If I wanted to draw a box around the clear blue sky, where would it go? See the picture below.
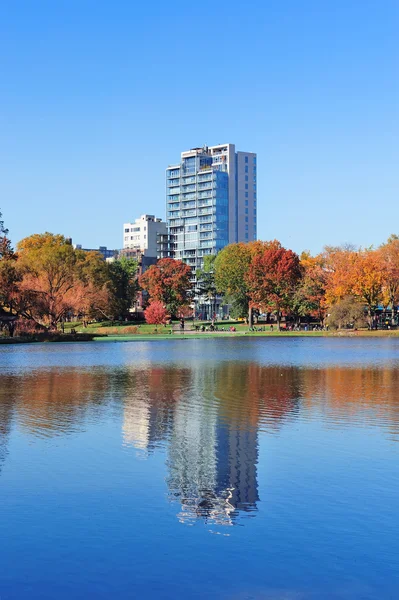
[1,0,398,254]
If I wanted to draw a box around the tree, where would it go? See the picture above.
[246,240,303,329]
[0,210,14,261]
[323,245,358,305]
[379,235,399,324]
[139,258,192,318]
[350,249,383,327]
[196,255,217,320]
[0,210,21,336]
[144,300,168,328]
[16,233,80,328]
[326,296,367,330]
[292,252,327,324]
[16,233,114,329]
[72,250,115,323]
[107,257,139,319]
[214,243,254,321]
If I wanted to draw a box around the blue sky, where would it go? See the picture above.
[1,0,398,254]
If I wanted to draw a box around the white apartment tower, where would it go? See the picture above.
[123,214,167,258]
[166,144,257,269]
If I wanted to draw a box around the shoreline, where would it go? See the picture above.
[2,329,399,345]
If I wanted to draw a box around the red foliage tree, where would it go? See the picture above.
[144,301,168,327]
[139,258,192,318]
[246,240,303,328]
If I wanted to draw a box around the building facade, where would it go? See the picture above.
[73,244,118,260]
[123,214,167,258]
[166,144,257,270]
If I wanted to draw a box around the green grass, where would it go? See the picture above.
[61,320,399,341]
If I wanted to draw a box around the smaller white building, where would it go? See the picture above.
[123,215,167,258]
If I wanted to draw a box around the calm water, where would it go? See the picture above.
[1,338,399,599]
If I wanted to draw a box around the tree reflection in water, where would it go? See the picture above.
[1,360,399,527]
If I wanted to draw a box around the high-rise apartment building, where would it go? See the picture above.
[166,144,257,269]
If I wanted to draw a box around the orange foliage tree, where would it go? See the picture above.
[324,245,383,327]
[139,258,192,318]
[293,252,328,324]
[246,240,303,328]
[16,233,112,329]
[378,235,399,324]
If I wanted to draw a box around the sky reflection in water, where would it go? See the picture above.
[1,338,399,599]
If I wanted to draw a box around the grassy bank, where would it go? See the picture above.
[3,321,399,345]
[0,332,99,344]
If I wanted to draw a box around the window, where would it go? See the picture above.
[245,175,248,182]
[245,166,248,173]
[245,224,249,231]
[245,192,248,198]
[253,157,256,164]
[245,233,249,240]
[245,217,248,223]
[245,156,248,163]
[245,208,248,214]
[245,200,248,206]
[253,184,256,191]
[245,184,248,190]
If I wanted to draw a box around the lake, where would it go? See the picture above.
[1,338,399,599]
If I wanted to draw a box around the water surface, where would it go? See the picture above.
[1,338,399,599]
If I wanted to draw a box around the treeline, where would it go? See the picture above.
[2,208,399,334]
[0,219,139,336]
[211,238,399,328]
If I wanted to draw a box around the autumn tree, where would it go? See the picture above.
[350,249,383,327]
[292,252,327,324]
[72,250,115,323]
[139,258,192,318]
[323,245,359,305]
[379,235,399,324]
[16,233,116,329]
[144,300,168,329]
[246,240,303,329]
[324,245,383,328]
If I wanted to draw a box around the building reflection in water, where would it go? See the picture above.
[123,364,267,526]
[1,361,399,526]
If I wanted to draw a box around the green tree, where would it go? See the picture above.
[107,257,139,319]
[326,296,367,330]
[0,210,21,336]
[196,255,218,319]
[214,243,253,321]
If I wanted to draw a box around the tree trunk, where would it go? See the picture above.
[277,311,281,330]
[248,305,253,327]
